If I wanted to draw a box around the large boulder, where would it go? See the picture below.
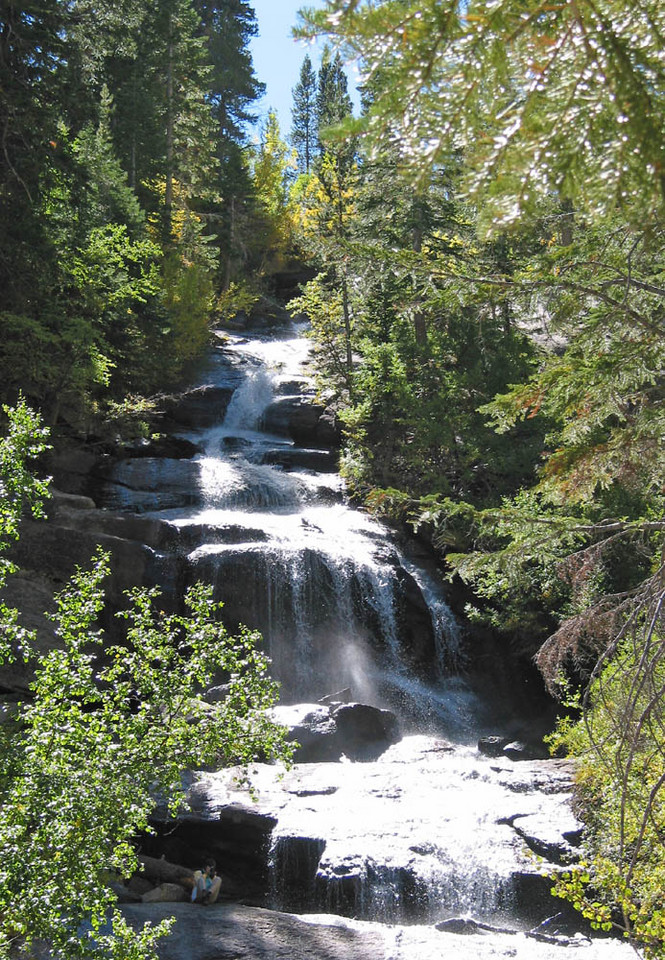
[145,792,278,905]
[478,736,512,758]
[141,883,188,904]
[272,704,342,762]
[332,703,401,760]
[120,902,387,960]
[261,448,339,473]
[260,398,340,447]
[272,702,401,763]
[504,811,582,865]
[503,740,550,761]
[47,444,103,496]
[161,386,235,428]
[9,513,164,599]
[0,571,58,694]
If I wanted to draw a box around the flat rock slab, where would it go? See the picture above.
[121,903,385,960]
[120,903,634,960]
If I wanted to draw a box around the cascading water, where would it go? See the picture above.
[150,320,462,713]
[95,316,629,957]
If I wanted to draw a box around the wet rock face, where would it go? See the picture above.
[162,386,235,428]
[93,458,203,512]
[391,566,438,673]
[261,447,339,473]
[501,812,583,865]
[7,320,462,719]
[186,544,438,705]
[0,492,187,695]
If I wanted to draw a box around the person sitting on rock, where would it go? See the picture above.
[191,857,221,904]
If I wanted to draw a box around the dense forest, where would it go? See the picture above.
[0,0,301,434]
[1,0,665,957]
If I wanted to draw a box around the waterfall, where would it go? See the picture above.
[398,557,464,675]
[155,324,465,711]
[222,366,275,434]
[94,318,616,956]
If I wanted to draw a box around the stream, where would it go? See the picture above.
[96,315,631,959]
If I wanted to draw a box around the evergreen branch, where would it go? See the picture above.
[422,264,665,336]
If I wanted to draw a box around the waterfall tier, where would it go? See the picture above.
[96,320,465,726]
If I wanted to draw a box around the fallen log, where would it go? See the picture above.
[137,854,195,890]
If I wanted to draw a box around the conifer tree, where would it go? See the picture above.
[315,50,352,153]
[194,0,264,143]
[191,0,266,287]
[291,54,318,174]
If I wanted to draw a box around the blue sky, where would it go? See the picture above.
[248,0,359,138]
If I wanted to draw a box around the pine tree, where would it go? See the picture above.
[315,50,352,152]
[193,0,264,144]
[191,0,266,287]
[298,0,665,227]
[0,0,68,314]
[291,54,318,174]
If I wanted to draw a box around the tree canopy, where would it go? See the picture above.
[0,0,268,428]
[291,54,318,174]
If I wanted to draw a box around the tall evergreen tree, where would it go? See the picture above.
[291,54,318,174]
[193,0,264,144]
[315,50,352,152]
[191,0,265,288]
[0,0,68,313]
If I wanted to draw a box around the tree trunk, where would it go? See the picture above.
[412,212,428,346]
[165,14,174,228]
[559,199,574,246]
[223,194,236,290]
[137,854,195,889]
[341,273,353,373]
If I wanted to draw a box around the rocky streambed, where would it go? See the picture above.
[137,733,582,924]
[113,727,634,960]
[116,730,634,960]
